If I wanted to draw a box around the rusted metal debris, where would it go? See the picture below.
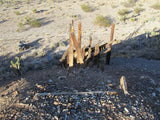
[60,20,115,67]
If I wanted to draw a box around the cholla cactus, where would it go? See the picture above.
[10,57,21,76]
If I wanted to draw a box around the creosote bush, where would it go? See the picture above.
[32,9,37,13]
[118,9,130,16]
[81,4,94,12]
[24,16,42,27]
[134,7,144,14]
[95,15,111,27]
[122,0,137,7]
[151,3,160,10]
[14,11,20,15]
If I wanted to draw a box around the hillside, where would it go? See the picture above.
[0,0,160,119]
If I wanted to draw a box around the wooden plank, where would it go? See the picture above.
[85,36,92,61]
[81,45,86,60]
[78,22,81,49]
[68,24,74,67]
[106,23,115,65]
[110,23,115,45]
[94,44,100,64]
[94,44,100,56]
[34,91,117,96]
[71,32,84,64]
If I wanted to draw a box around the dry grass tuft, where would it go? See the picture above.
[95,15,111,27]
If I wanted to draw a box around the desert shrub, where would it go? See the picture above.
[32,9,37,13]
[118,9,130,16]
[81,4,94,12]
[17,22,25,32]
[0,0,3,4]
[95,15,111,27]
[134,7,144,14]
[111,4,117,8]
[24,16,42,27]
[30,19,41,27]
[151,3,160,10]
[130,17,136,22]
[119,16,126,22]
[122,0,137,7]
[14,11,20,15]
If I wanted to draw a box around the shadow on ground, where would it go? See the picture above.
[0,27,159,119]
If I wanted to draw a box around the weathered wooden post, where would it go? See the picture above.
[86,35,92,61]
[71,32,84,64]
[78,22,81,49]
[106,23,115,65]
[68,24,74,67]
[94,44,100,64]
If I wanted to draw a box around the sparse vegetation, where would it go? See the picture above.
[32,9,37,13]
[134,7,144,14]
[122,0,137,7]
[24,16,42,27]
[118,9,130,16]
[17,22,25,32]
[81,4,94,12]
[14,11,20,15]
[10,57,21,76]
[119,16,126,22]
[111,4,117,8]
[130,17,136,22]
[95,15,111,27]
[151,3,160,10]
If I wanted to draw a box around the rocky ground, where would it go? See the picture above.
[0,0,160,119]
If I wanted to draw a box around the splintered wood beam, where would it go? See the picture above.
[34,91,117,97]
[81,45,86,60]
[94,44,100,56]
[78,22,81,49]
[86,35,92,61]
[94,44,100,64]
[59,40,115,63]
[106,23,115,65]
[60,48,69,62]
[68,24,74,67]
[110,23,115,47]
[71,32,84,64]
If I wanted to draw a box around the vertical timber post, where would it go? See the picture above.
[106,23,115,65]
[71,32,84,64]
[78,22,81,49]
[68,24,74,67]
[86,35,92,61]
[94,44,100,64]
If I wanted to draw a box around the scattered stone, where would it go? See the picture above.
[152,92,156,97]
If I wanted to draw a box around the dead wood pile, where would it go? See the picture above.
[59,20,115,68]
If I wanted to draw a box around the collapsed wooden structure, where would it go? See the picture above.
[59,20,115,68]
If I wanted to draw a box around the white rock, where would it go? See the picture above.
[152,92,156,97]
[49,79,52,82]
[124,107,129,113]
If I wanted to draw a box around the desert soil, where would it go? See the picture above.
[0,0,160,119]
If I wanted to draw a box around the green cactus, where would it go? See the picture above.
[10,57,21,76]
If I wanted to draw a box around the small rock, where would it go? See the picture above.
[12,91,18,97]
[49,79,52,83]
[152,92,156,97]
[53,116,58,120]
[124,107,129,113]
[58,76,66,80]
